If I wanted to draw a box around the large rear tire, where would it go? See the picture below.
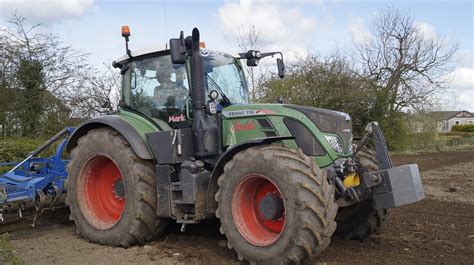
[334,148,391,240]
[215,145,338,264]
[66,127,168,247]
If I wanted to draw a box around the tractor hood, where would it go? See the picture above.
[284,105,353,153]
[220,104,353,160]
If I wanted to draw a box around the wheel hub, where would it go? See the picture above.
[231,173,286,246]
[113,179,125,199]
[259,194,284,221]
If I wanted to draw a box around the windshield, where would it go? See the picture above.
[122,51,249,126]
[202,50,249,105]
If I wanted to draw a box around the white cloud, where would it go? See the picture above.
[0,0,97,22]
[448,67,474,91]
[455,89,474,111]
[415,21,437,40]
[445,66,474,111]
[348,17,369,44]
[459,50,474,68]
[217,0,319,59]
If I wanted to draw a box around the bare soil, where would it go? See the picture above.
[5,150,474,264]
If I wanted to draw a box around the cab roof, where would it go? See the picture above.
[114,45,237,65]
[115,44,169,64]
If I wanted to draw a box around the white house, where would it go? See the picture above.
[432,110,474,132]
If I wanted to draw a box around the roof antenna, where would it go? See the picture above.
[163,0,168,49]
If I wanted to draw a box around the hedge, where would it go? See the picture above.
[451,124,474,132]
[0,138,54,163]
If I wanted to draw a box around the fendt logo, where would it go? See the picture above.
[230,121,256,133]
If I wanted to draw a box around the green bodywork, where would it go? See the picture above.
[116,109,168,154]
[117,104,350,169]
[220,104,351,168]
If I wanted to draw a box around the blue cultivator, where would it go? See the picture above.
[0,128,74,230]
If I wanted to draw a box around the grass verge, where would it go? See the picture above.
[0,233,20,264]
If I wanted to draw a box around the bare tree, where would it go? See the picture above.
[237,25,262,101]
[1,15,92,94]
[356,8,458,115]
[68,65,121,118]
[0,14,117,136]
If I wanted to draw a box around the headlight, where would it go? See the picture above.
[324,135,343,153]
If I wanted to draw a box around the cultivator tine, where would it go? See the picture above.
[0,203,68,233]
[0,218,32,234]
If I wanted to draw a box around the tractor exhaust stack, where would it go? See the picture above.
[170,28,219,158]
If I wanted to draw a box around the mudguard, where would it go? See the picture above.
[66,115,155,160]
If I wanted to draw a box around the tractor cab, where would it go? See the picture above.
[115,47,250,128]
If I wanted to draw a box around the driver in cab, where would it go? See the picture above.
[153,66,188,111]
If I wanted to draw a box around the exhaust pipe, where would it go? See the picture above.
[188,28,219,158]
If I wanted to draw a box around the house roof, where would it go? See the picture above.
[431,110,474,120]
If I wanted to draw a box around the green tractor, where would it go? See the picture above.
[65,27,424,264]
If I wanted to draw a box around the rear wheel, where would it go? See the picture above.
[215,145,338,264]
[66,127,168,247]
[335,148,391,240]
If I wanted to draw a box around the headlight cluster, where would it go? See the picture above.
[324,135,343,153]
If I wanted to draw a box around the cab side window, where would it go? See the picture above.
[129,55,190,127]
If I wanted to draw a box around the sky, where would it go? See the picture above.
[0,0,473,111]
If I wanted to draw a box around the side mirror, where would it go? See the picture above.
[277,58,285,78]
[170,31,187,64]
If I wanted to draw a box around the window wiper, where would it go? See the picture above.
[205,73,232,107]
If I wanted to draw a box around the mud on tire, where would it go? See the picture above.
[66,127,168,247]
[215,145,338,264]
[334,147,391,240]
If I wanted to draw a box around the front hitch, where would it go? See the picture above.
[355,121,393,170]
[345,122,425,209]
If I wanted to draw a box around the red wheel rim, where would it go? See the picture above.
[231,173,285,246]
[78,155,125,230]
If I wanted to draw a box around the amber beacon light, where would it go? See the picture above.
[121,25,130,38]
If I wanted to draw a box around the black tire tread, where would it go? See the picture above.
[215,145,338,264]
[66,127,167,247]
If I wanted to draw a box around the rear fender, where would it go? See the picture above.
[66,115,156,160]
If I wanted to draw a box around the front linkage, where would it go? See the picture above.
[333,122,425,209]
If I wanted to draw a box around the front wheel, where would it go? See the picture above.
[215,145,338,264]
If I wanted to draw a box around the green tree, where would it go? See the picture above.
[259,54,375,135]
[17,59,46,136]
[0,14,101,137]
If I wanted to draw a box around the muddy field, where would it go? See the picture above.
[5,150,474,264]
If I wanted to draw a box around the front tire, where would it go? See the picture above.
[215,145,338,264]
[66,127,168,247]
